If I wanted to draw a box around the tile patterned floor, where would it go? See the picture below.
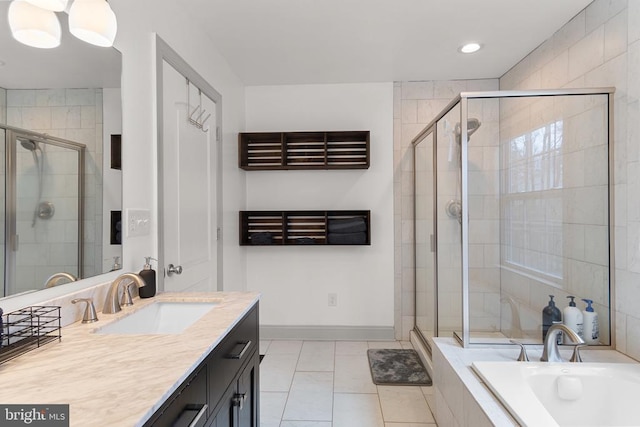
[260,340,437,427]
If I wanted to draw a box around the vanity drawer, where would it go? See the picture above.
[208,305,258,410]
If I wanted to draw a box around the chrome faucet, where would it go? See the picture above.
[102,273,146,314]
[72,298,98,323]
[540,323,585,362]
[44,272,77,288]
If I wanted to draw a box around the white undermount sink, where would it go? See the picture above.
[95,301,218,335]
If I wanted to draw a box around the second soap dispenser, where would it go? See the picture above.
[138,257,157,298]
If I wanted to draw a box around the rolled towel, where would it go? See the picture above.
[251,232,273,245]
[328,218,367,234]
[327,232,367,245]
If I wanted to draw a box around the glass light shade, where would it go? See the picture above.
[8,0,61,49]
[23,0,68,12]
[69,0,117,47]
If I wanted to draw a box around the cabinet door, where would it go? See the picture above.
[213,385,235,427]
[236,352,259,427]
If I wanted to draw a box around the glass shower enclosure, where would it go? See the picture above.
[413,88,614,349]
[1,125,85,297]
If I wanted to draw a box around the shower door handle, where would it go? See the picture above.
[167,264,183,276]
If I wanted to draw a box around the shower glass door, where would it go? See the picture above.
[414,129,436,345]
[5,129,84,296]
[435,104,463,339]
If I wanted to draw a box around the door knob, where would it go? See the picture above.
[167,264,183,276]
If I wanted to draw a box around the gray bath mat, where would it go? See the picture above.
[367,349,432,386]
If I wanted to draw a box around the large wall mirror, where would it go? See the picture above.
[0,2,122,300]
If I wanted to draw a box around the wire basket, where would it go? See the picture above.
[0,306,61,365]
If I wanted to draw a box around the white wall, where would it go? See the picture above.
[245,83,394,331]
[109,0,247,289]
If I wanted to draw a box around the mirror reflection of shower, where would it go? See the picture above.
[6,128,86,297]
[18,137,54,227]
[445,118,482,224]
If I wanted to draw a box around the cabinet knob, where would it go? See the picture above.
[232,393,246,410]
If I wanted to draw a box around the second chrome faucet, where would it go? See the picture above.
[102,273,146,314]
[540,323,585,362]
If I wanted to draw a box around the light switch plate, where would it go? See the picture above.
[127,209,151,237]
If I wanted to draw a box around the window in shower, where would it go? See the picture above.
[503,120,564,281]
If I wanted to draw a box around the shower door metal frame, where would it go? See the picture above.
[412,87,615,349]
[3,125,85,293]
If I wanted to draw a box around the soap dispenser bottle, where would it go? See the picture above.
[582,299,599,345]
[542,295,562,342]
[138,257,157,298]
[563,296,584,343]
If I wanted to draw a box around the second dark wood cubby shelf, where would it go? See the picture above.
[240,210,371,246]
[238,131,370,170]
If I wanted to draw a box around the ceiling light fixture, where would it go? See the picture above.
[7,0,117,49]
[459,42,482,54]
[23,0,69,12]
[8,0,61,49]
[69,0,117,48]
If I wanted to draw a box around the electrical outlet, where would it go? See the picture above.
[127,209,151,237]
[328,293,338,307]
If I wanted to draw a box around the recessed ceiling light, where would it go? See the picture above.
[459,43,482,54]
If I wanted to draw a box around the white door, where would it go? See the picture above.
[161,61,218,292]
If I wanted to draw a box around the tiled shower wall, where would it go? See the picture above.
[499,0,640,359]
[5,88,104,290]
[393,79,499,340]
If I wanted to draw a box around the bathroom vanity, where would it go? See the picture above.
[0,292,259,427]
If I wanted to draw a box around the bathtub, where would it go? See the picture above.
[472,361,640,427]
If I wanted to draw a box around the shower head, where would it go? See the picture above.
[19,138,39,151]
[454,118,482,140]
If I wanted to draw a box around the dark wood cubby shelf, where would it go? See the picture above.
[239,210,371,246]
[238,131,370,170]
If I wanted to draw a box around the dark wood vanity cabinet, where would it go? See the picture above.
[144,303,259,427]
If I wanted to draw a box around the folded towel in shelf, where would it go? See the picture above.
[251,232,273,245]
[328,218,367,234]
[327,232,367,245]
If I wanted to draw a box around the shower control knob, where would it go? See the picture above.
[166,264,183,276]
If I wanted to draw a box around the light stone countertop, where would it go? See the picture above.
[0,291,260,427]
